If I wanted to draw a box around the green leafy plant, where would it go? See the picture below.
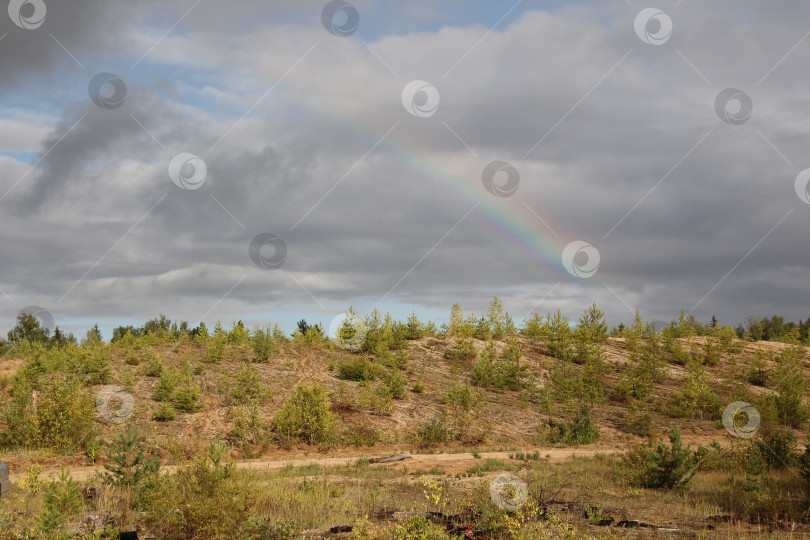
[85,438,103,465]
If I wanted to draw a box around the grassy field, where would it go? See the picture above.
[0,303,808,538]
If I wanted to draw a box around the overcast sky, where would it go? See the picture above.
[1,0,809,338]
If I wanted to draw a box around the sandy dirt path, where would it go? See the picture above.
[24,447,622,483]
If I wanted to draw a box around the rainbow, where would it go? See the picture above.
[327,119,572,280]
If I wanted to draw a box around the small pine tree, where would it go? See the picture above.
[625,426,698,489]
[546,309,574,362]
[406,312,424,340]
[37,468,82,533]
[102,425,161,490]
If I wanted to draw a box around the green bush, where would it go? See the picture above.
[72,343,112,384]
[250,326,276,362]
[102,425,161,492]
[545,309,575,362]
[153,369,176,401]
[436,381,491,444]
[746,352,771,386]
[154,365,203,412]
[338,357,376,382]
[37,468,83,534]
[659,371,722,420]
[173,366,204,412]
[381,369,406,399]
[624,426,698,489]
[125,350,140,366]
[443,337,477,367]
[755,429,797,470]
[664,336,691,366]
[1,374,93,451]
[138,440,253,540]
[205,334,226,363]
[356,382,395,415]
[390,514,449,540]
[152,402,176,421]
[538,406,599,446]
[472,340,527,390]
[229,402,269,449]
[380,349,410,370]
[414,412,450,446]
[444,380,486,413]
[770,360,808,427]
[143,356,163,377]
[620,404,655,437]
[341,423,385,447]
[799,444,810,485]
[273,384,336,447]
[224,364,272,405]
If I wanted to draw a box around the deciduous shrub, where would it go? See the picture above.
[538,406,599,446]
[414,412,450,446]
[355,382,395,415]
[1,374,93,451]
[273,383,336,447]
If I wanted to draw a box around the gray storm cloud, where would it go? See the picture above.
[1,0,809,335]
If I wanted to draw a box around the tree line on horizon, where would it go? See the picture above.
[3,300,810,352]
